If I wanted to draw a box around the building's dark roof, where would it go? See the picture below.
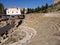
[0,23,15,35]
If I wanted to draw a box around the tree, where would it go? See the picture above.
[35,6,41,13]
[4,8,7,14]
[22,8,25,14]
[45,3,48,9]
[27,8,31,13]
[41,3,48,13]
[0,3,4,14]
[27,8,35,13]
[41,5,45,12]
[27,3,49,13]
[44,3,49,13]
[38,6,41,11]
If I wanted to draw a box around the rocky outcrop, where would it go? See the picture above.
[0,21,6,28]
[0,26,37,45]
[54,0,60,3]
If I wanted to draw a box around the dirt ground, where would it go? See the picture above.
[19,13,60,45]
[1,13,60,45]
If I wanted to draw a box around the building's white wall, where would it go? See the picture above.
[6,8,21,15]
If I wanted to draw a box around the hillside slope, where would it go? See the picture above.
[0,13,60,45]
[48,1,60,12]
[22,14,60,45]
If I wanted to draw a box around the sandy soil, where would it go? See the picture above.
[19,13,60,45]
[1,13,60,45]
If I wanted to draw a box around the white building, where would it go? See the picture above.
[6,7,21,15]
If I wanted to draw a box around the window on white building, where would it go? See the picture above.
[16,11,18,13]
[8,12,9,13]
[12,12,14,13]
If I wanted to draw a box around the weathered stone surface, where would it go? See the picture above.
[54,0,60,3]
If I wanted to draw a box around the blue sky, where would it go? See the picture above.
[0,0,54,8]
